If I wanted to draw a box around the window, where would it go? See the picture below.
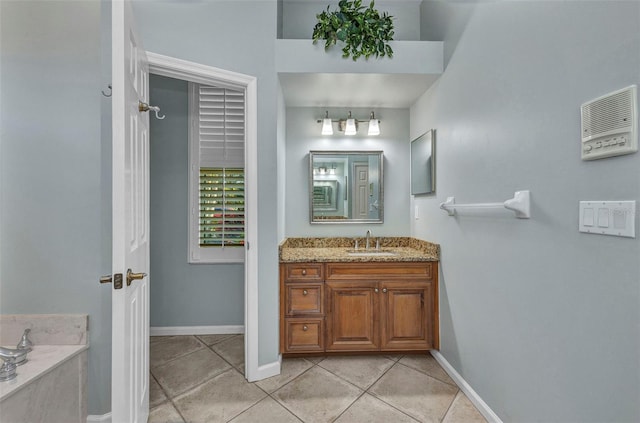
[189,83,245,263]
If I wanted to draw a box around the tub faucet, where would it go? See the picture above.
[17,329,33,353]
[365,230,372,249]
[0,346,28,362]
[0,347,28,382]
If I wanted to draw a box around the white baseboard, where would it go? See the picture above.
[150,325,244,336]
[87,412,111,423]
[430,350,503,423]
[249,355,281,382]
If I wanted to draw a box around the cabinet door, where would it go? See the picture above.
[326,282,379,351]
[380,281,433,350]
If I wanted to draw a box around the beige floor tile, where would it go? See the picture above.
[305,356,325,364]
[255,358,313,393]
[399,353,456,386]
[210,335,244,369]
[318,355,394,390]
[150,375,168,408]
[442,391,488,423]
[196,334,237,346]
[334,393,419,423]
[383,354,405,362]
[369,364,458,423]
[272,366,363,423]
[174,369,266,423]
[153,348,231,397]
[148,402,184,423]
[150,336,204,368]
[229,396,301,423]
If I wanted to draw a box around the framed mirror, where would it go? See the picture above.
[410,130,436,195]
[309,151,384,224]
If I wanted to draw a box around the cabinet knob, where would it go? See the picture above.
[374,288,379,293]
[301,269,307,276]
[382,288,388,293]
[303,290,308,295]
[303,325,308,331]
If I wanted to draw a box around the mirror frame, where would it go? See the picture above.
[309,151,384,224]
[410,129,436,195]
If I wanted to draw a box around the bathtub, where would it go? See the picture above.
[0,314,88,423]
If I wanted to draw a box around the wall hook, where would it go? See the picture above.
[101,84,112,97]
[138,101,166,120]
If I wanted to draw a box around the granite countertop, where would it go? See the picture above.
[279,237,440,263]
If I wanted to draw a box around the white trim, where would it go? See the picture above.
[87,413,111,423]
[150,325,244,337]
[146,52,261,383]
[253,355,282,381]
[430,351,503,423]
[244,78,260,382]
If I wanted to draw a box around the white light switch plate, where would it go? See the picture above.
[579,201,636,238]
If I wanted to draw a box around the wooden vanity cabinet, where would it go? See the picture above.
[280,261,438,355]
[280,263,325,353]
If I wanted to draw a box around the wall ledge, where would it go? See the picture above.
[276,39,443,74]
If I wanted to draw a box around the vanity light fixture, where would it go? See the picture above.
[344,111,357,135]
[368,111,380,136]
[317,110,381,136]
[321,111,333,135]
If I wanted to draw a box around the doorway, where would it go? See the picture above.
[146,52,260,381]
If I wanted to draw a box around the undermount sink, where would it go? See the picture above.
[346,249,398,257]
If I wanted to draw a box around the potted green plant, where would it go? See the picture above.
[312,0,394,61]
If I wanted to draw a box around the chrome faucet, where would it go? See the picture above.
[365,229,372,249]
[0,347,28,382]
[0,347,28,362]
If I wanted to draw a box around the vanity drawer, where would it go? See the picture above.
[285,283,323,316]
[284,318,325,353]
[283,263,323,282]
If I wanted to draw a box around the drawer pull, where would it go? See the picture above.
[303,325,308,331]
[301,269,307,276]
[374,288,379,293]
[382,288,388,293]
[303,289,308,295]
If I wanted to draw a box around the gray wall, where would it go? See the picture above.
[282,0,421,41]
[285,107,411,237]
[149,75,244,327]
[412,1,640,421]
[132,0,280,366]
[0,0,112,414]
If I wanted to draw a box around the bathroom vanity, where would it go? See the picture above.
[279,237,439,356]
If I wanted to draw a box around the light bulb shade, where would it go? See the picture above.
[345,118,357,135]
[321,118,333,135]
[368,119,380,136]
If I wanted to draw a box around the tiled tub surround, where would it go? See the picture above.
[0,314,88,423]
[279,237,440,263]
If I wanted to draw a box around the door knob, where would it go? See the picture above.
[99,275,112,284]
[126,269,147,286]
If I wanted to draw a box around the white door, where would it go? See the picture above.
[352,163,369,219]
[111,0,150,422]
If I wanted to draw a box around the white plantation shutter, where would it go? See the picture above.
[198,85,245,167]
[189,83,246,263]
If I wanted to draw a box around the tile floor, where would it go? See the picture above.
[149,335,487,423]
